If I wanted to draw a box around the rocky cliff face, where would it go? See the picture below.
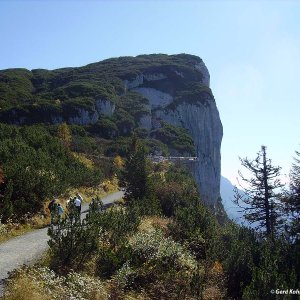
[1,99,115,126]
[155,101,222,207]
[125,62,223,207]
[0,54,223,207]
[66,99,115,125]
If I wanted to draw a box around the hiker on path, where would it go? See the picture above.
[77,193,83,203]
[48,198,58,225]
[74,193,83,214]
[57,203,64,222]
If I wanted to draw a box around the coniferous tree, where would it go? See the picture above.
[121,135,148,202]
[285,150,300,241]
[234,146,283,238]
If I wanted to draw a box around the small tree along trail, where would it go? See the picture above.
[0,191,124,296]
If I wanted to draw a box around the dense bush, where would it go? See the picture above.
[242,239,298,300]
[114,229,198,299]
[151,122,195,156]
[155,181,187,217]
[208,224,258,298]
[88,117,118,139]
[152,164,198,216]
[104,137,131,157]
[113,108,135,136]
[117,91,150,121]
[94,205,140,278]
[170,83,213,108]
[170,197,217,261]
[48,198,104,273]
[0,69,34,109]
[94,205,140,248]
[54,81,112,100]
[143,138,169,156]
[0,124,102,221]
[62,97,96,117]
[207,222,300,299]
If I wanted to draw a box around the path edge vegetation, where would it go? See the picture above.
[3,137,300,300]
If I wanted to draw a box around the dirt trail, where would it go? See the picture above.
[0,191,124,296]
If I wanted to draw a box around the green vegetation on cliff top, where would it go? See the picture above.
[0,54,208,157]
[0,53,212,111]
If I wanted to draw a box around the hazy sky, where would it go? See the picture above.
[1,0,299,184]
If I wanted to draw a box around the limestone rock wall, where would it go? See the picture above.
[67,108,99,125]
[124,73,167,90]
[154,101,222,207]
[133,87,173,108]
[95,99,115,117]
[125,64,222,206]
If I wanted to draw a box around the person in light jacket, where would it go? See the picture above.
[74,194,82,214]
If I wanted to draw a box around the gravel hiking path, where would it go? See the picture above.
[0,191,124,297]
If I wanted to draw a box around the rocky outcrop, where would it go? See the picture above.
[154,95,222,206]
[124,73,167,90]
[95,99,115,117]
[133,88,173,108]
[67,99,115,125]
[67,108,99,125]
[126,64,223,206]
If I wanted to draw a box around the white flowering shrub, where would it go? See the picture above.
[114,229,197,293]
[0,217,20,237]
[113,262,136,289]
[4,266,109,300]
[130,229,196,272]
[0,220,8,236]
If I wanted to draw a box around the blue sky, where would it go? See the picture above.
[1,0,300,184]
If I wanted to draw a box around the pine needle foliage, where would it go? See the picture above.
[234,146,284,238]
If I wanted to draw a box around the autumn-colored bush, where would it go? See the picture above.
[202,261,226,300]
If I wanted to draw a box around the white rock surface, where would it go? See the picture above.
[144,73,167,81]
[174,70,184,78]
[68,108,99,125]
[124,73,167,90]
[66,99,115,125]
[95,99,115,117]
[133,87,173,108]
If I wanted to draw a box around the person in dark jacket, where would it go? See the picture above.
[48,198,58,225]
